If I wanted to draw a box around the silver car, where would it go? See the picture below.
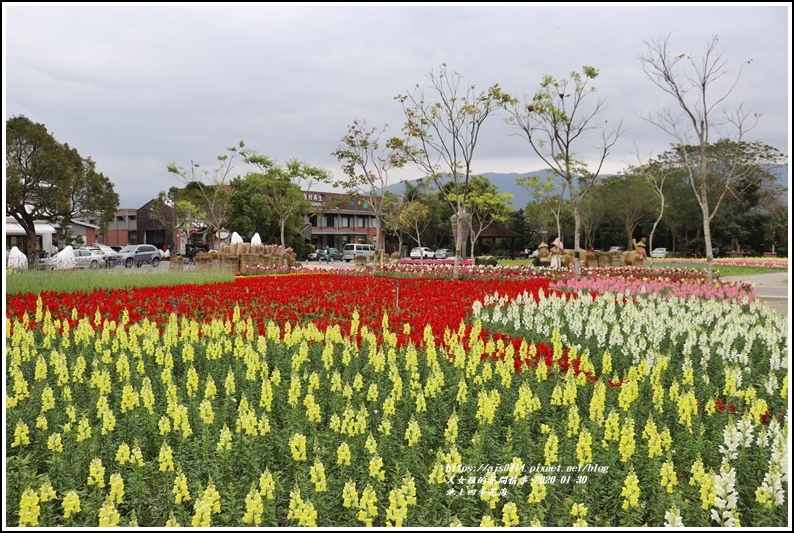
[88,244,122,267]
[116,244,161,268]
[40,247,104,269]
[410,247,435,259]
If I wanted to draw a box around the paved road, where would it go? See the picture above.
[719,272,789,317]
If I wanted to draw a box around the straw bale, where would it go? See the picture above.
[240,254,262,269]
[623,251,636,266]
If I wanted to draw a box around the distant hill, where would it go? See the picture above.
[385,165,788,209]
[385,170,554,209]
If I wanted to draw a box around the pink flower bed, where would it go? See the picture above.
[550,275,756,302]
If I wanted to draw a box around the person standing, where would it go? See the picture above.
[550,237,563,269]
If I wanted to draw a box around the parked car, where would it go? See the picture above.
[410,247,435,259]
[116,244,161,268]
[88,244,121,267]
[40,247,104,270]
[316,247,342,262]
[608,246,625,252]
[307,250,319,261]
[342,243,375,262]
[650,247,669,258]
[434,248,453,259]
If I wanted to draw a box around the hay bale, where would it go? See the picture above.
[221,254,240,270]
[227,243,238,256]
[607,250,624,267]
[240,254,261,269]
[596,252,608,267]
[623,251,636,265]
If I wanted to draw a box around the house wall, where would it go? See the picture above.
[304,190,384,251]
[5,218,55,256]
[104,209,138,246]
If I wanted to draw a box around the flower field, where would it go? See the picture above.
[5,270,789,527]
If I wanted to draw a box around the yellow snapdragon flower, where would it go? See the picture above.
[62,490,81,519]
[502,501,520,526]
[621,468,641,510]
[18,489,40,527]
[173,471,191,504]
[243,485,264,525]
[87,457,106,488]
[337,441,352,466]
[290,433,307,461]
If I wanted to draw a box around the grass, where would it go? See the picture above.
[6,258,787,297]
[495,257,788,277]
[5,265,236,296]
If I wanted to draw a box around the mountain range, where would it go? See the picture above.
[385,170,553,209]
[385,165,788,209]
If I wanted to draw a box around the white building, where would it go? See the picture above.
[4,217,56,256]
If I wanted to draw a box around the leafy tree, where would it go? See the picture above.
[506,66,623,278]
[400,201,431,258]
[228,173,279,240]
[651,140,785,257]
[393,63,511,277]
[578,192,602,250]
[149,187,200,252]
[639,34,787,276]
[332,119,408,271]
[6,115,119,266]
[516,171,567,246]
[167,142,248,250]
[598,174,657,250]
[444,175,514,258]
[380,190,408,256]
[243,155,330,266]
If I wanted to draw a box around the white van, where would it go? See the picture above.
[341,243,375,262]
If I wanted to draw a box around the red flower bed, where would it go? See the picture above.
[6,274,556,350]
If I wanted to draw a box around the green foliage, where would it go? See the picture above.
[474,255,498,266]
[5,268,235,297]
[6,115,119,262]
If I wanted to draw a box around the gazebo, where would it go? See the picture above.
[472,222,523,259]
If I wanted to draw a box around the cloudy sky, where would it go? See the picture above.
[4,3,790,210]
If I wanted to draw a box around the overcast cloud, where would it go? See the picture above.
[4,3,790,210]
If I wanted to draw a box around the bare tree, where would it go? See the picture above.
[506,66,623,278]
[625,146,677,266]
[639,33,760,279]
[332,119,408,272]
[393,63,510,278]
[167,142,248,250]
